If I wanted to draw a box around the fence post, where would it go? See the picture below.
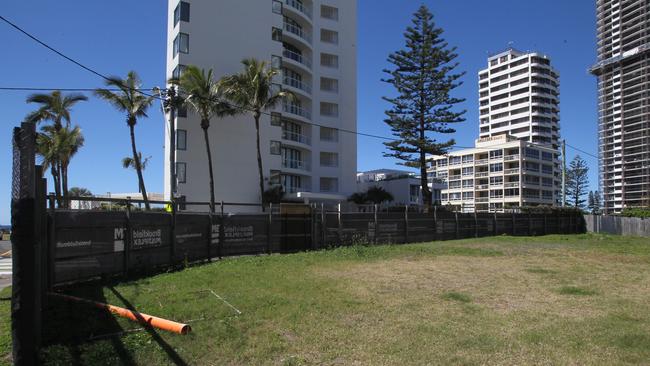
[206,204,213,263]
[455,212,460,239]
[528,213,532,236]
[433,205,438,241]
[337,203,343,245]
[10,122,39,365]
[474,211,479,238]
[511,212,516,236]
[124,198,131,277]
[47,195,56,290]
[267,203,273,254]
[404,205,409,243]
[321,203,326,247]
[493,212,498,235]
[543,214,548,236]
[170,199,176,264]
[374,204,379,244]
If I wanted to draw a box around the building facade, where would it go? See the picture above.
[165,0,357,207]
[479,49,561,150]
[591,0,650,214]
[428,136,561,213]
[356,169,443,206]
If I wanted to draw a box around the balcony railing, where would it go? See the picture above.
[283,76,312,94]
[284,0,312,19]
[476,184,489,190]
[284,185,311,193]
[475,172,489,177]
[282,49,312,69]
[476,197,489,203]
[505,182,520,188]
[475,159,489,165]
[282,158,311,171]
[283,22,312,44]
[504,168,520,175]
[283,103,311,119]
[282,130,311,145]
[504,154,520,161]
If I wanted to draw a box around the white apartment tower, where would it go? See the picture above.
[165,0,357,206]
[591,0,650,214]
[479,49,561,150]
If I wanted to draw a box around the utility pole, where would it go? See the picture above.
[562,139,567,207]
[163,86,184,204]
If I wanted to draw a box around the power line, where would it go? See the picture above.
[0,14,162,101]
[0,87,160,92]
[565,142,599,160]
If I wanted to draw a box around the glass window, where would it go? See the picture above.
[172,64,186,79]
[173,33,189,56]
[271,55,282,69]
[321,5,339,20]
[173,2,190,26]
[320,29,339,44]
[320,127,338,142]
[270,170,281,185]
[177,106,187,118]
[270,141,282,155]
[272,0,283,14]
[176,162,187,183]
[272,27,283,41]
[490,163,503,172]
[176,130,187,150]
[271,112,282,126]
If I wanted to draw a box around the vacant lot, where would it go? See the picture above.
[2,234,650,365]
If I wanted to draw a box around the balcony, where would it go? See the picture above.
[284,0,312,20]
[504,168,520,175]
[283,49,312,70]
[283,22,312,45]
[476,184,489,190]
[475,172,489,178]
[505,182,520,188]
[476,197,490,203]
[282,130,311,145]
[283,103,311,120]
[282,158,311,172]
[475,159,489,165]
[283,76,312,94]
[504,154,520,161]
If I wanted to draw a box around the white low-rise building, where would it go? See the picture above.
[356,169,444,206]
[428,135,561,212]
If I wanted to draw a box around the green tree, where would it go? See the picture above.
[222,58,295,210]
[36,125,84,208]
[382,5,466,208]
[365,186,394,205]
[587,191,595,213]
[170,66,236,212]
[69,187,92,197]
[122,153,151,172]
[26,90,87,206]
[566,155,589,209]
[348,192,368,205]
[95,71,155,210]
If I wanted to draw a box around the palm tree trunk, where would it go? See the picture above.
[254,113,266,212]
[51,164,61,208]
[202,120,216,213]
[129,123,150,210]
[62,163,69,209]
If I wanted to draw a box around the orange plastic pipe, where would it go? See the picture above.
[50,293,191,335]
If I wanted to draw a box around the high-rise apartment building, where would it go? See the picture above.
[165,0,357,207]
[591,0,650,214]
[479,49,561,150]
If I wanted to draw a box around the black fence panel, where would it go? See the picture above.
[175,213,211,263]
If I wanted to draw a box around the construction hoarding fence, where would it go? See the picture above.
[47,204,585,286]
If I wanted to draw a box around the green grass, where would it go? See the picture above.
[2,233,650,365]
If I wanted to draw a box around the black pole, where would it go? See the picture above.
[11,122,39,365]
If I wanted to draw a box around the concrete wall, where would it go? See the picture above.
[584,215,650,237]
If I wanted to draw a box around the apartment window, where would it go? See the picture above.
[270,170,282,185]
[172,64,186,79]
[272,27,283,41]
[320,177,338,193]
[173,33,189,56]
[462,167,473,176]
[270,141,282,155]
[449,181,461,189]
[462,192,474,200]
[271,55,282,69]
[490,189,504,198]
[320,29,339,44]
[320,152,338,167]
[321,5,339,20]
[177,106,187,118]
[542,164,553,174]
[525,148,540,159]
[321,53,339,68]
[462,179,473,188]
[176,162,187,183]
[320,102,339,117]
[462,155,473,163]
[489,150,503,159]
[320,77,339,92]
[173,2,190,26]
[272,0,283,14]
[176,130,187,150]
[270,112,282,126]
[320,127,338,142]
[541,151,553,161]
[490,176,503,186]
[490,163,503,173]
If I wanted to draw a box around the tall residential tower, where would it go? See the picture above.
[591,0,650,214]
[165,0,357,207]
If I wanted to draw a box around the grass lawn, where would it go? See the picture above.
[2,233,650,365]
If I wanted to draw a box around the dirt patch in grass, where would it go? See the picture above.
[558,286,598,296]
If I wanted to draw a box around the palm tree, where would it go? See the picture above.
[170,66,236,212]
[222,58,295,210]
[95,71,155,210]
[26,90,87,129]
[36,125,84,208]
[122,153,151,172]
[26,90,87,206]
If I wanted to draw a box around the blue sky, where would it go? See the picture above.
[0,0,598,224]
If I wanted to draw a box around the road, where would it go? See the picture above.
[0,240,11,290]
